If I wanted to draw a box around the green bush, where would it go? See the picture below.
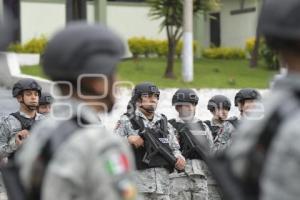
[155,40,168,57]
[7,43,24,53]
[245,37,256,56]
[128,37,197,58]
[244,37,279,70]
[128,37,146,58]
[176,41,183,58]
[259,40,279,70]
[202,47,246,59]
[7,35,48,54]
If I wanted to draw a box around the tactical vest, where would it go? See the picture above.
[169,119,210,159]
[126,113,174,171]
[10,112,36,130]
[8,112,37,160]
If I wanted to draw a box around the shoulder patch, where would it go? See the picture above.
[105,152,130,176]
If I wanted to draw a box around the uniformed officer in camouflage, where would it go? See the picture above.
[115,82,186,200]
[14,22,137,200]
[226,0,300,199]
[168,89,213,200]
[203,95,237,200]
[38,92,54,115]
[205,95,237,153]
[0,78,44,159]
[234,89,261,119]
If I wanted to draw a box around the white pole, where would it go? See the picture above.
[182,0,194,82]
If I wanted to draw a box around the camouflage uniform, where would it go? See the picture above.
[227,75,300,200]
[204,119,236,200]
[16,99,137,200]
[210,119,236,154]
[169,117,213,200]
[115,109,183,200]
[0,112,44,158]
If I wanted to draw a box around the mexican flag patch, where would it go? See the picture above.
[105,153,130,175]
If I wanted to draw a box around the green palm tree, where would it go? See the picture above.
[147,0,219,78]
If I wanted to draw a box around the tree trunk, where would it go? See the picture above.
[164,38,176,79]
[250,24,261,68]
[249,37,259,68]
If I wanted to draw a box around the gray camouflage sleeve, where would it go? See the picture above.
[114,115,139,137]
[204,124,214,153]
[0,120,18,158]
[167,123,183,159]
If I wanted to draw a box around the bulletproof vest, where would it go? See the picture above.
[7,112,37,160]
[10,112,36,130]
[126,113,174,170]
[169,119,209,159]
[204,120,221,139]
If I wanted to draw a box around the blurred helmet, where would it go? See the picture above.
[39,92,53,105]
[234,89,261,106]
[259,0,300,41]
[43,22,125,81]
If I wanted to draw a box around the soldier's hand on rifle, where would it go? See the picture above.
[175,156,186,171]
[128,135,144,148]
[16,130,30,146]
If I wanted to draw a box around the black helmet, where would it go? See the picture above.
[12,78,42,97]
[234,89,261,106]
[258,0,300,41]
[39,92,53,105]
[172,89,199,106]
[43,22,125,81]
[132,82,160,100]
[207,95,231,112]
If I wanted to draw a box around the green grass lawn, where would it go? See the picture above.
[21,58,277,89]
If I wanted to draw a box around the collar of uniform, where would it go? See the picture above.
[19,111,43,120]
[273,73,300,92]
[135,108,162,123]
[61,98,102,125]
[211,118,223,127]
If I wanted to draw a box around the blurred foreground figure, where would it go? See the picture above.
[2,22,137,200]
[0,7,13,50]
[221,0,300,200]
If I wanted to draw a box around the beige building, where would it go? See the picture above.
[0,0,261,56]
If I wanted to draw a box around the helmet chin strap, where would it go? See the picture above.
[20,97,37,112]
